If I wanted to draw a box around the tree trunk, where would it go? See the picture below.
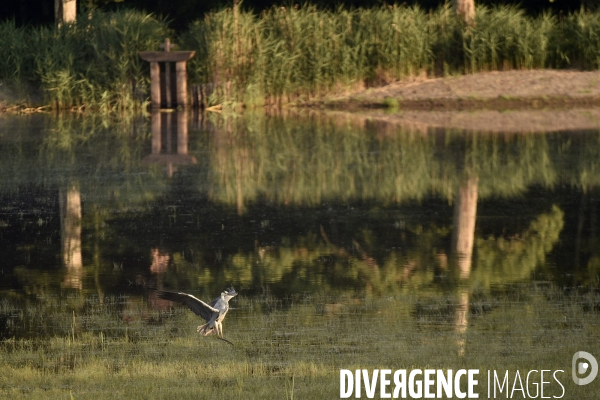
[452,0,475,25]
[55,0,76,26]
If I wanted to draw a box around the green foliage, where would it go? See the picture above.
[183,4,600,106]
[5,5,600,109]
[0,21,32,83]
[463,6,555,71]
[552,8,600,69]
[183,4,439,105]
[0,10,169,111]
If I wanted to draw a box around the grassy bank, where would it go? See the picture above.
[1,287,599,399]
[3,5,600,110]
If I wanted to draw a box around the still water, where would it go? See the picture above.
[0,110,599,397]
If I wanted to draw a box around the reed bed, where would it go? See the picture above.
[3,5,600,109]
[184,4,600,107]
[0,10,169,111]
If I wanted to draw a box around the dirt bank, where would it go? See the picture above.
[316,70,600,133]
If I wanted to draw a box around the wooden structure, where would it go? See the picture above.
[139,39,195,109]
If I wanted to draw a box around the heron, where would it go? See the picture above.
[156,287,238,346]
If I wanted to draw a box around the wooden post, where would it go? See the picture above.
[150,62,161,110]
[176,62,188,107]
[164,63,172,108]
[160,39,175,108]
[143,109,196,174]
[139,40,195,109]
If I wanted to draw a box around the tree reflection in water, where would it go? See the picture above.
[0,111,596,342]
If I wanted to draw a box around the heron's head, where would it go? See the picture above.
[222,287,237,301]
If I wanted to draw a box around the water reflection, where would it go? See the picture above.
[0,112,598,340]
[451,176,479,355]
[59,184,82,289]
[143,111,197,177]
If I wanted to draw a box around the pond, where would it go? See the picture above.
[0,110,598,399]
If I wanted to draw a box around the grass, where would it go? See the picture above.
[0,287,598,399]
[4,5,600,110]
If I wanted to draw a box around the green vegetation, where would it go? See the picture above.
[1,287,599,399]
[0,10,168,111]
[4,5,600,110]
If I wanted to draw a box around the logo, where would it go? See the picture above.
[572,351,598,385]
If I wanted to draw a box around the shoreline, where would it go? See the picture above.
[303,69,600,132]
[4,70,600,133]
[308,69,600,110]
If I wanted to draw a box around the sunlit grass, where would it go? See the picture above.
[1,287,598,399]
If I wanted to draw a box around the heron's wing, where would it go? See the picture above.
[156,291,219,321]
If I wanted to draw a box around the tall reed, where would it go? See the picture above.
[184,4,600,107]
[462,5,555,71]
[0,21,32,84]
[0,10,169,111]
[551,9,600,69]
[5,4,600,110]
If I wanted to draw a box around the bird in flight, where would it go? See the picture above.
[156,287,238,346]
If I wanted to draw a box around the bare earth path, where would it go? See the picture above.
[318,70,600,133]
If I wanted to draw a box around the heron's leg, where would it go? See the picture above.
[214,322,233,345]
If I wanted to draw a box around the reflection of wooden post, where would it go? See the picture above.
[165,113,172,154]
[452,176,478,356]
[143,110,196,176]
[452,176,478,278]
[151,111,161,154]
[455,290,469,356]
[150,248,170,274]
[60,185,83,289]
[177,111,188,154]
[165,113,173,177]
[236,157,244,216]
